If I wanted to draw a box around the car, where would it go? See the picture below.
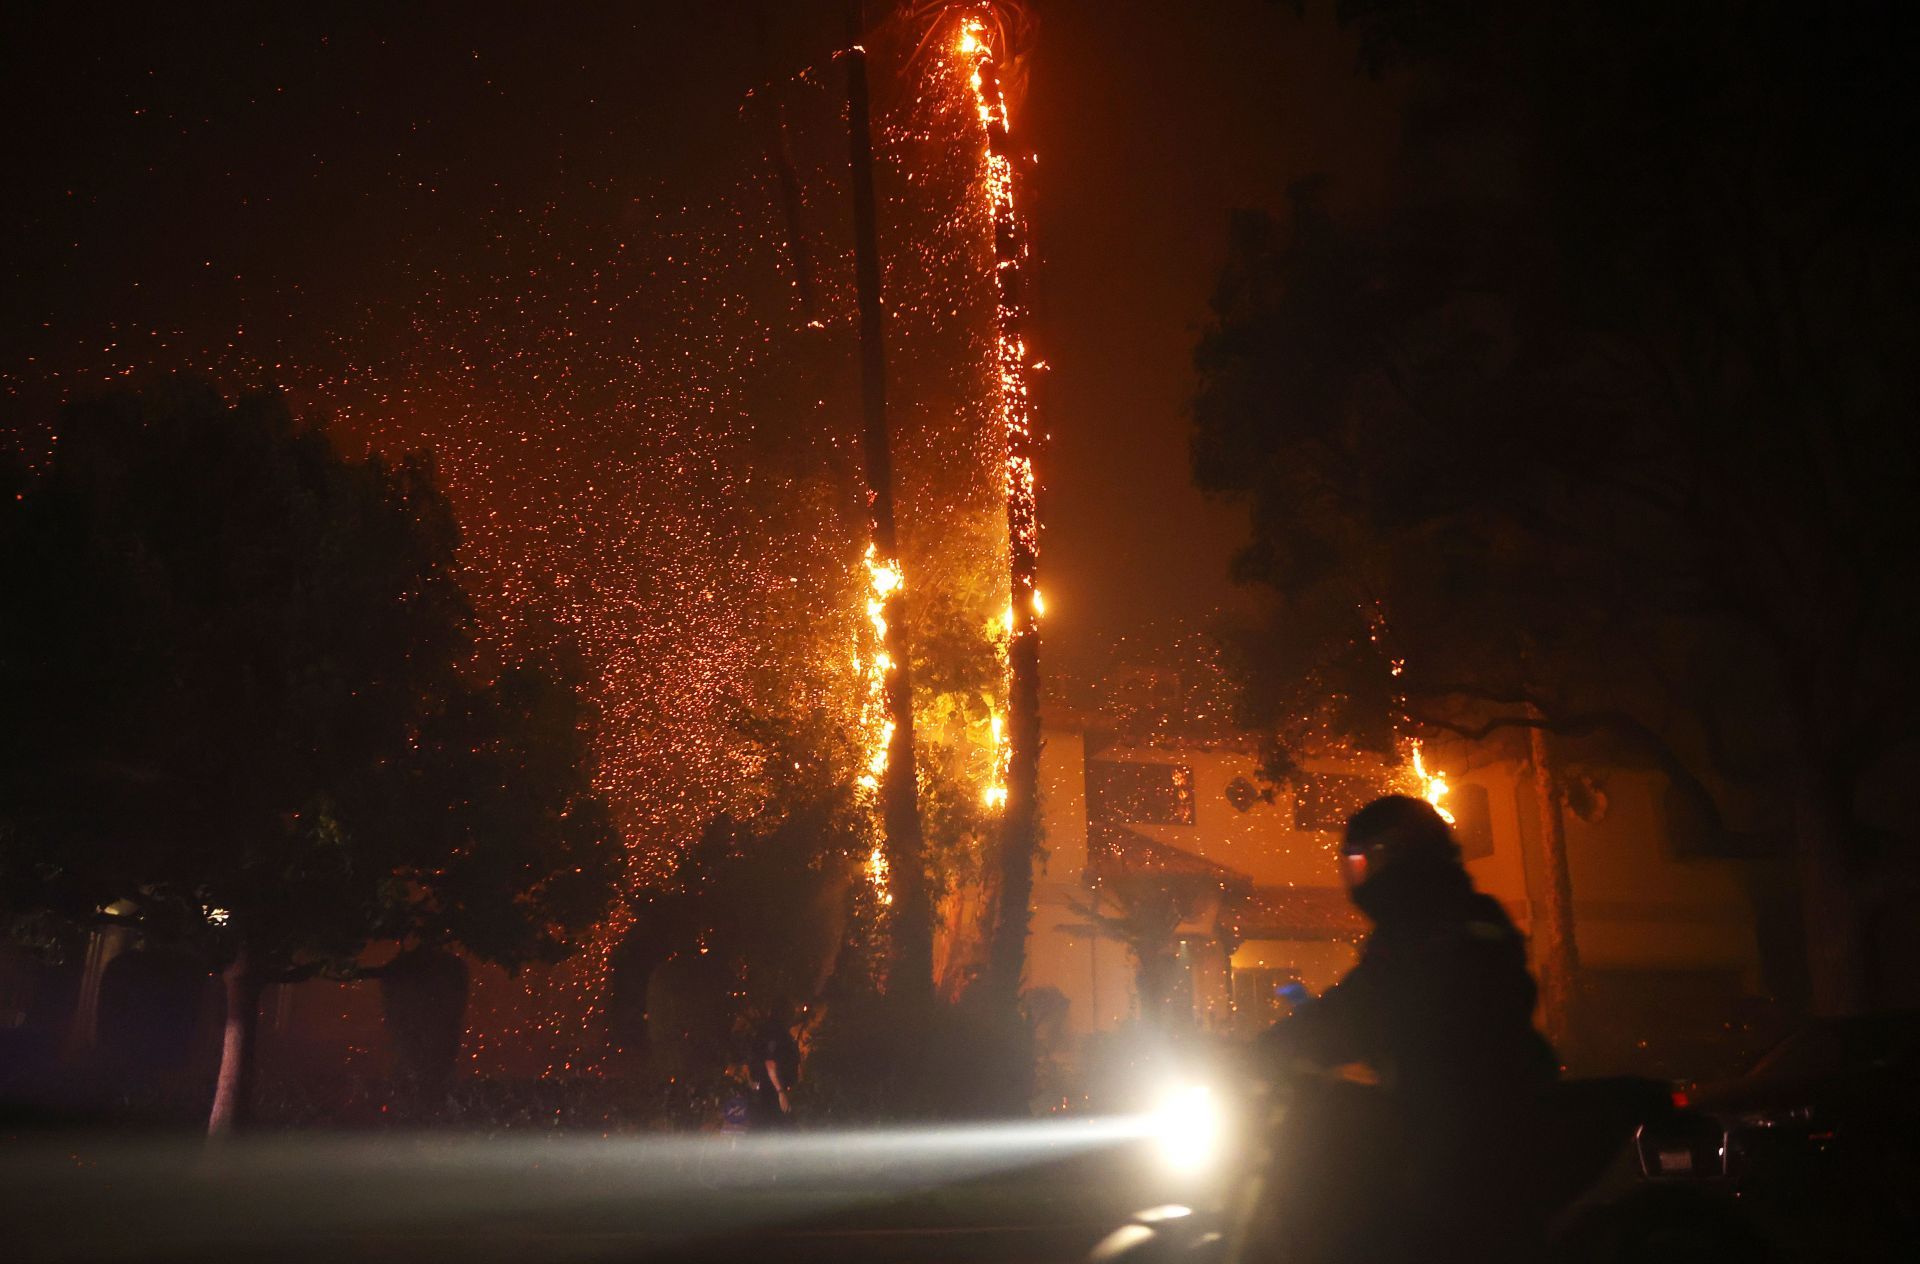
[1635,1009,1920,1250]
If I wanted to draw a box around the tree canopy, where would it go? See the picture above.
[0,385,620,1097]
[1194,0,1919,1010]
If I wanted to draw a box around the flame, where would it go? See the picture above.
[1409,740,1455,825]
[866,844,894,906]
[957,12,1040,821]
[854,544,902,904]
[982,708,1008,808]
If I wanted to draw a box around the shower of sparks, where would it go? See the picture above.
[954,12,1040,817]
[876,8,1025,880]
[4,162,872,1076]
[4,15,1020,1073]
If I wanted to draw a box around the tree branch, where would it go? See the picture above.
[1408,706,1732,841]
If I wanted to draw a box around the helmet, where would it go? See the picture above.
[1339,794,1460,891]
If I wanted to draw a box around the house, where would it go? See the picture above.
[18,716,1777,1099]
[1023,717,1768,1061]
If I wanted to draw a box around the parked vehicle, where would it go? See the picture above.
[1636,1010,1920,1253]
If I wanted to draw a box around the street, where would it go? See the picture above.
[2,1124,1167,1263]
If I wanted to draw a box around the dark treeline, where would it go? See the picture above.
[1195,0,1919,1020]
[1,385,619,1131]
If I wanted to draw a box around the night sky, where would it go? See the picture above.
[1025,1,1400,666]
[2,1,1403,681]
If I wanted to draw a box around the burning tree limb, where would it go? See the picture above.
[842,6,933,1002]
[746,2,820,328]
[956,14,1044,1010]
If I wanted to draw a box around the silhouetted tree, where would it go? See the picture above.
[1065,887,1187,1031]
[1196,1,1919,1013]
[612,707,863,1067]
[378,946,470,1099]
[0,384,620,1131]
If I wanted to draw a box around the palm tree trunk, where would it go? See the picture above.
[207,947,262,1136]
[843,5,931,1003]
[966,11,1044,1014]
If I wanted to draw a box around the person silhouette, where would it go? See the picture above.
[746,997,802,1130]
[1258,794,1558,1263]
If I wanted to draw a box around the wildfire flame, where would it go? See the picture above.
[982,708,1009,808]
[1409,740,1455,825]
[855,545,902,903]
[956,12,1039,819]
[866,844,894,906]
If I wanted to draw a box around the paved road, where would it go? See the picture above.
[2,1124,1170,1263]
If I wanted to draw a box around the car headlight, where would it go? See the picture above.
[1150,1083,1223,1174]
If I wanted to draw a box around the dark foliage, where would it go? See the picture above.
[0,382,619,990]
[1196,1,1920,1009]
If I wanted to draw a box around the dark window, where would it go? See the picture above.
[1452,782,1495,860]
[1087,759,1196,826]
[1292,773,1375,831]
